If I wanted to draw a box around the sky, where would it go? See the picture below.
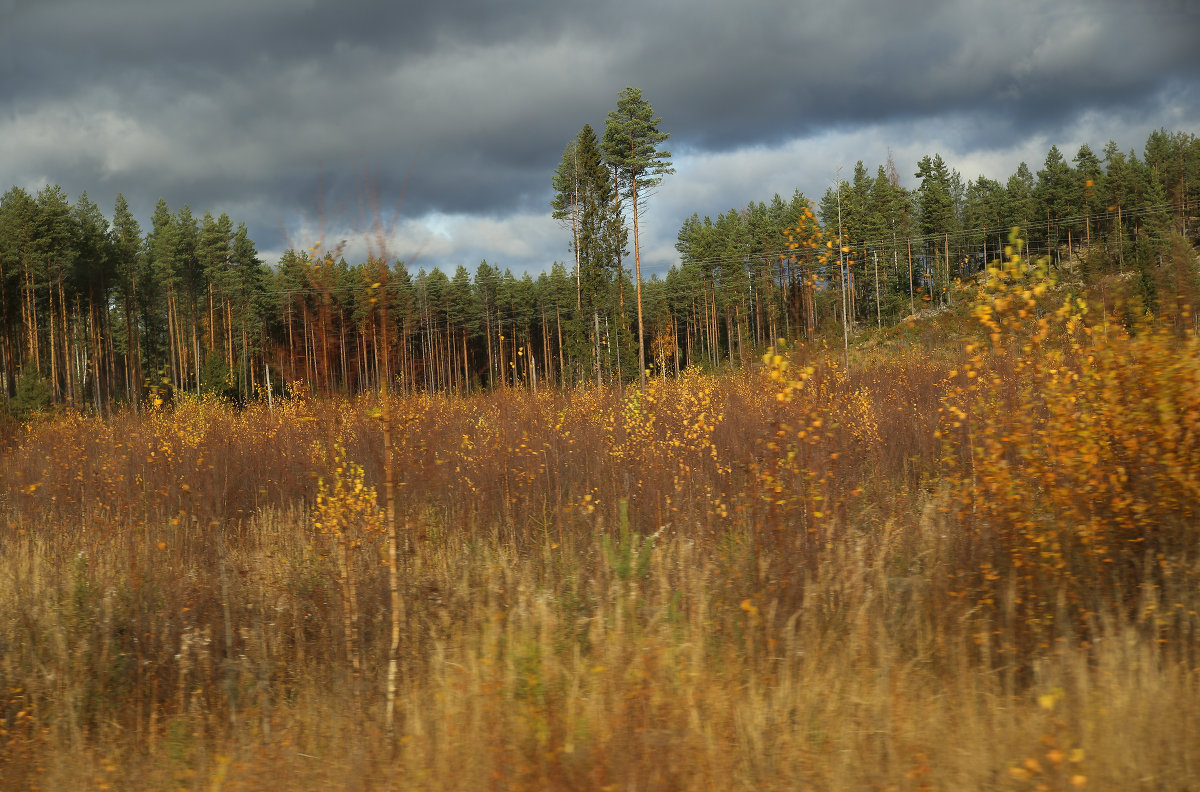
[2,0,1198,278]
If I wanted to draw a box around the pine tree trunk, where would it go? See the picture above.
[62,280,75,406]
[340,310,348,393]
[673,315,680,375]
[321,308,331,395]
[133,274,141,405]
[125,274,136,401]
[302,309,312,389]
[208,283,215,350]
[192,321,200,396]
[594,311,601,386]
[89,299,100,413]
[497,318,505,388]
[287,301,294,385]
[631,174,647,392]
[944,233,952,307]
[49,282,59,402]
[556,304,564,389]
[485,303,494,388]
[907,238,915,317]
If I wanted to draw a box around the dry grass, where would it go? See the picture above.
[2,249,1199,790]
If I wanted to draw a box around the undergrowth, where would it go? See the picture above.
[1,233,1198,790]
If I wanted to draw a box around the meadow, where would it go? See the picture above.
[2,245,1199,791]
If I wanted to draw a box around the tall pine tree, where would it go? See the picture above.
[603,86,673,391]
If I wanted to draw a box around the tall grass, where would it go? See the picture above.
[2,241,1199,790]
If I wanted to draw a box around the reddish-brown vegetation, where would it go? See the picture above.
[1,238,1198,790]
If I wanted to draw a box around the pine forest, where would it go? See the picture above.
[2,129,1196,410]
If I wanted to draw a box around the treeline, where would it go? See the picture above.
[676,128,1200,348]
[0,189,271,414]
[1,129,1197,412]
[0,182,598,409]
[0,180,646,410]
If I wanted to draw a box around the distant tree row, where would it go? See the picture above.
[1,128,1196,412]
[0,176,655,409]
[0,188,271,414]
[672,128,1199,352]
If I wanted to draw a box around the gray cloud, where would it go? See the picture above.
[1,0,1197,274]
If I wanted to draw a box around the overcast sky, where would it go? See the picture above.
[2,0,1198,277]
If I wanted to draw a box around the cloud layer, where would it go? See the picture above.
[2,0,1197,276]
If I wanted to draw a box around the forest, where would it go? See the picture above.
[1,127,1197,416]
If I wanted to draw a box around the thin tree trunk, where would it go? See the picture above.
[497,319,504,388]
[133,274,141,406]
[371,322,380,392]
[874,250,881,329]
[23,262,39,373]
[287,301,295,385]
[208,282,215,350]
[944,232,952,307]
[62,280,74,405]
[89,299,100,413]
[380,279,402,738]
[594,311,601,386]
[226,299,234,375]
[631,174,647,391]
[193,322,200,396]
[907,238,915,316]
[125,273,136,401]
[49,279,59,401]
[729,301,739,367]
[673,315,680,375]
[320,308,331,395]
[302,309,312,389]
[555,304,564,389]
[340,310,348,393]
[484,303,494,388]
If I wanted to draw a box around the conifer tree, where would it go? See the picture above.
[0,188,39,396]
[72,192,113,411]
[1036,145,1075,252]
[551,137,583,310]
[574,124,626,382]
[1005,163,1036,245]
[1073,144,1104,245]
[603,86,673,391]
[111,194,143,399]
[35,185,78,403]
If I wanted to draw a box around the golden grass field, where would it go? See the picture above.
[2,247,1199,791]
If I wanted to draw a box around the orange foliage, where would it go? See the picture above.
[942,230,1200,645]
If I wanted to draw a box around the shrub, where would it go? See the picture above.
[9,369,51,421]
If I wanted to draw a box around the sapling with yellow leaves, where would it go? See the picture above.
[941,227,1200,653]
[313,445,385,674]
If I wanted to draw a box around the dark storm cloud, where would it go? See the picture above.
[635,0,1200,151]
[1,0,1197,272]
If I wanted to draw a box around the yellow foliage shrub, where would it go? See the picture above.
[942,229,1200,644]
